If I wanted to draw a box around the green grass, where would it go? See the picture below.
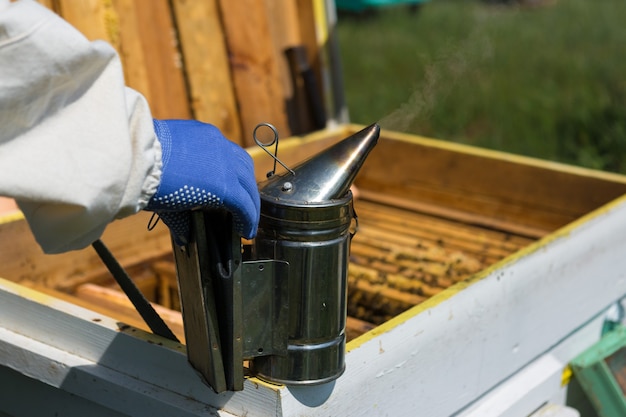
[336,0,626,172]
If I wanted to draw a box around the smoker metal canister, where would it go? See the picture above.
[251,124,380,385]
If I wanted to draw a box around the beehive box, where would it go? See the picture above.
[3,125,626,416]
[5,2,625,415]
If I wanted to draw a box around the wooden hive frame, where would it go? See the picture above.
[34,0,345,146]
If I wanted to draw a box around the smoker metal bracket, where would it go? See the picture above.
[241,259,289,359]
[173,210,290,393]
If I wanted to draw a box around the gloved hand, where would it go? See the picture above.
[146,119,260,245]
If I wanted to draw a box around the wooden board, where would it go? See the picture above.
[170,0,243,143]
[219,0,290,145]
[39,0,327,143]
[355,128,626,234]
[57,0,191,119]
[0,211,171,290]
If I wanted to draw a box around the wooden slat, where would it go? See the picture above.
[265,0,302,99]
[30,284,151,334]
[357,198,533,247]
[0,212,172,290]
[294,0,327,131]
[170,0,243,144]
[75,283,186,342]
[42,0,327,140]
[56,0,116,45]
[345,316,376,341]
[110,0,151,102]
[218,0,290,145]
[125,0,190,119]
[356,131,626,232]
[355,199,533,257]
[359,188,551,239]
[265,0,314,134]
[295,0,321,89]
[36,0,58,12]
[58,0,190,119]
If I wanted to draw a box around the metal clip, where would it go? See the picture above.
[253,123,295,178]
[172,210,290,393]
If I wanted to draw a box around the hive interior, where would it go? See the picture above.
[13,126,625,345]
[40,194,535,344]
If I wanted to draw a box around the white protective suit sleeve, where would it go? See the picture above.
[0,0,162,254]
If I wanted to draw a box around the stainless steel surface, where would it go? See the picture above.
[257,123,380,203]
[173,210,244,393]
[248,123,380,385]
[241,259,289,358]
[251,195,353,385]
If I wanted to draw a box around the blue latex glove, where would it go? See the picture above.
[146,119,260,245]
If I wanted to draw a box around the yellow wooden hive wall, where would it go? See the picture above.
[36,0,335,147]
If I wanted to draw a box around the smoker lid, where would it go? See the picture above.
[258,124,380,204]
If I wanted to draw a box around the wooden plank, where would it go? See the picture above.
[110,0,151,102]
[57,0,190,119]
[358,199,533,248]
[75,283,185,342]
[124,0,190,119]
[36,0,58,12]
[218,0,290,145]
[56,0,116,46]
[345,316,376,342]
[355,200,532,257]
[296,0,321,93]
[43,0,326,138]
[364,181,564,235]
[292,0,329,132]
[265,0,323,134]
[0,212,171,290]
[355,128,626,232]
[170,0,243,144]
[310,0,337,124]
[31,284,150,333]
[264,0,302,99]
[356,222,511,262]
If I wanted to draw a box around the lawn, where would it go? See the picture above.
[336,0,626,173]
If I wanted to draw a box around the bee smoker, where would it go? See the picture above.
[172,124,380,393]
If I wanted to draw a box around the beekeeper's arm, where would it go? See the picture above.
[0,0,259,254]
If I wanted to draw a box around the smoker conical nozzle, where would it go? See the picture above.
[258,123,380,203]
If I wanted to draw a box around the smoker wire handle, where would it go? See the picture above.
[92,239,180,342]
